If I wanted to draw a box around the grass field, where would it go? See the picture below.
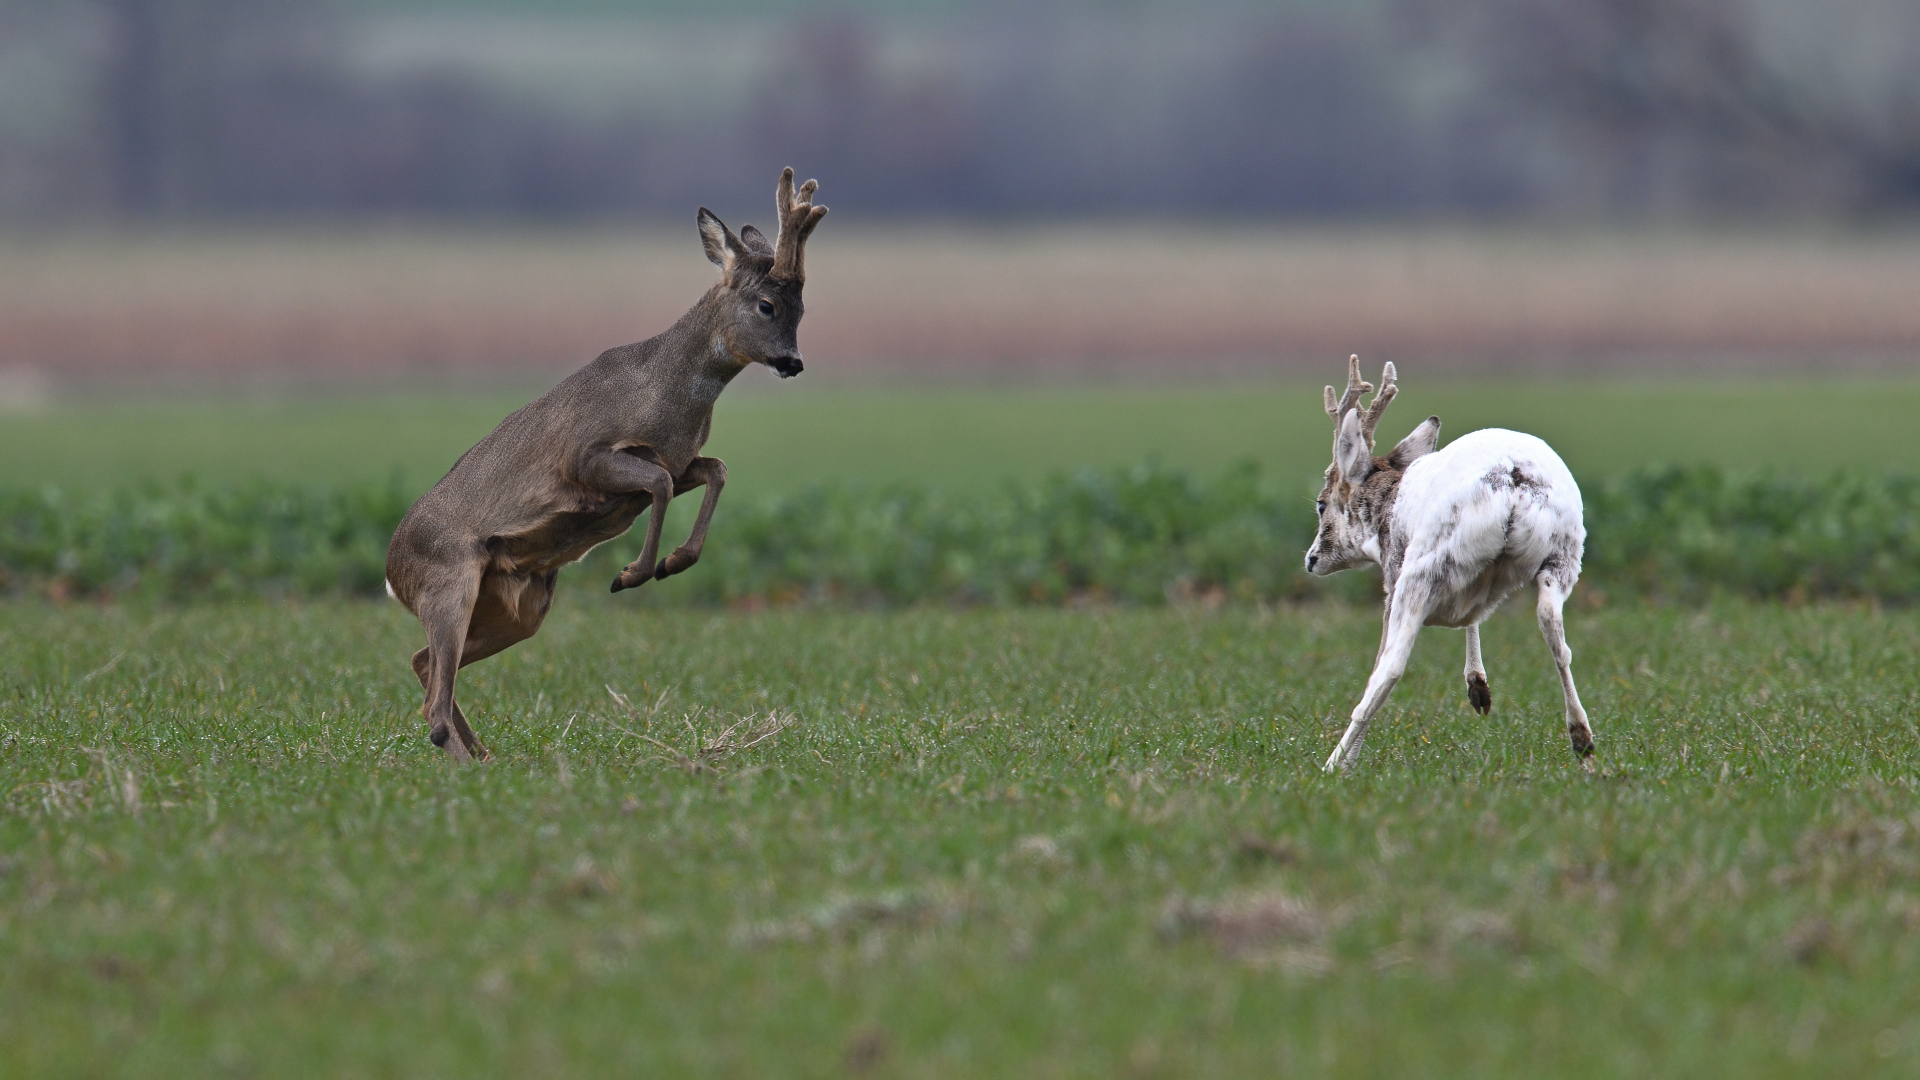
[5,375,1918,1073]
[3,597,1918,1076]
[7,377,1920,500]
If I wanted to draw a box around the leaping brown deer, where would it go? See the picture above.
[1305,356,1594,772]
[384,168,827,761]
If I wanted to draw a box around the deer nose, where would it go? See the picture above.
[1306,554,1319,571]
[769,354,804,378]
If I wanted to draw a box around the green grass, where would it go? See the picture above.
[5,376,1917,1072]
[7,377,1920,500]
[4,597,1918,1077]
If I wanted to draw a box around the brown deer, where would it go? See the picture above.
[384,168,827,761]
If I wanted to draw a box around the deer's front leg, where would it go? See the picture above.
[1326,579,1432,773]
[653,456,727,581]
[577,451,676,593]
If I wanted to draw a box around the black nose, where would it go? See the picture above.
[770,355,804,378]
[1307,555,1319,570]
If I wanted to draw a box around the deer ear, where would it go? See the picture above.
[1388,416,1441,468]
[697,208,746,274]
[1336,409,1374,483]
[737,224,775,257]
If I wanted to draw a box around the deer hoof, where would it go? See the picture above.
[609,575,625,593]
[1467,674,1491,714]
[1570,726,1595,757]
[655,549,698,580]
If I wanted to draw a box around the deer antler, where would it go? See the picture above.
[771,167,828,283]
[1359,361,1397,446]
[1323,354,1373,425]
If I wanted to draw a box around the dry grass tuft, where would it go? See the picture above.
[842,1026,891,1075]
[639,712,793,776]
[1233,833,1298,864]
[734,888,961,948]
[1556,858,1620,903]
[599,687,795,776]
[1448,910,1522,952]
[1773,814,1920,888]
[555,855,616,901]
[15,778,87,819]
[89,955,130,982]
[1010,834,1065,865]
[1158,891,1325,962]
[1783,916,1842,966]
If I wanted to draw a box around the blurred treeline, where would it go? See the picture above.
[5,0,1917,221]
[7,465,1919,604]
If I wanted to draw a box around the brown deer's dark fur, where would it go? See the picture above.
[384,169,827,761]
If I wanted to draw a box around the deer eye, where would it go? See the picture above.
[1316,500,1327,515]
[756,299,776,317]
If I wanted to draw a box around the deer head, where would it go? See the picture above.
[696,167,828,378]
[1305,356,1441,575]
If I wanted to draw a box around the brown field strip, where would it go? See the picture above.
[5,224,1919,385]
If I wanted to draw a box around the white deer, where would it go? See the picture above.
[1305,357,1594,772]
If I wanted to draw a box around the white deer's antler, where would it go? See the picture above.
[1324,356,1399,453]
[1323,354,1372,426]
[1358,361,1397,447]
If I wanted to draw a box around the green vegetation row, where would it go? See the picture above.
[4,464,1918,605]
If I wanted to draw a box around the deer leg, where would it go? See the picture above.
[610,488,671,592]
[577,451,674,593]
[413,562,486,762]
[1464,624,1491,714]
[413,649,481,762]
[1375,591,1393,664]
[1326,582,1432,773]
[409,570,556,762]
[654,456,727,581]
[1535,566,1594,758]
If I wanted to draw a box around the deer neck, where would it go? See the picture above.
[1349,461,1406,577]
[653,290,750,404]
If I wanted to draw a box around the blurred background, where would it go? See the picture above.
[3,0,1920,550]
[11,0,1920,221]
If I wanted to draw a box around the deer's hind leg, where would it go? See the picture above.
[408,558,486,762]
[1535,561,1594,758]
[409,568,559,762]
[1464,624,1491,714]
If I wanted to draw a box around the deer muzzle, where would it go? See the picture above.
[768,354,804,378]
